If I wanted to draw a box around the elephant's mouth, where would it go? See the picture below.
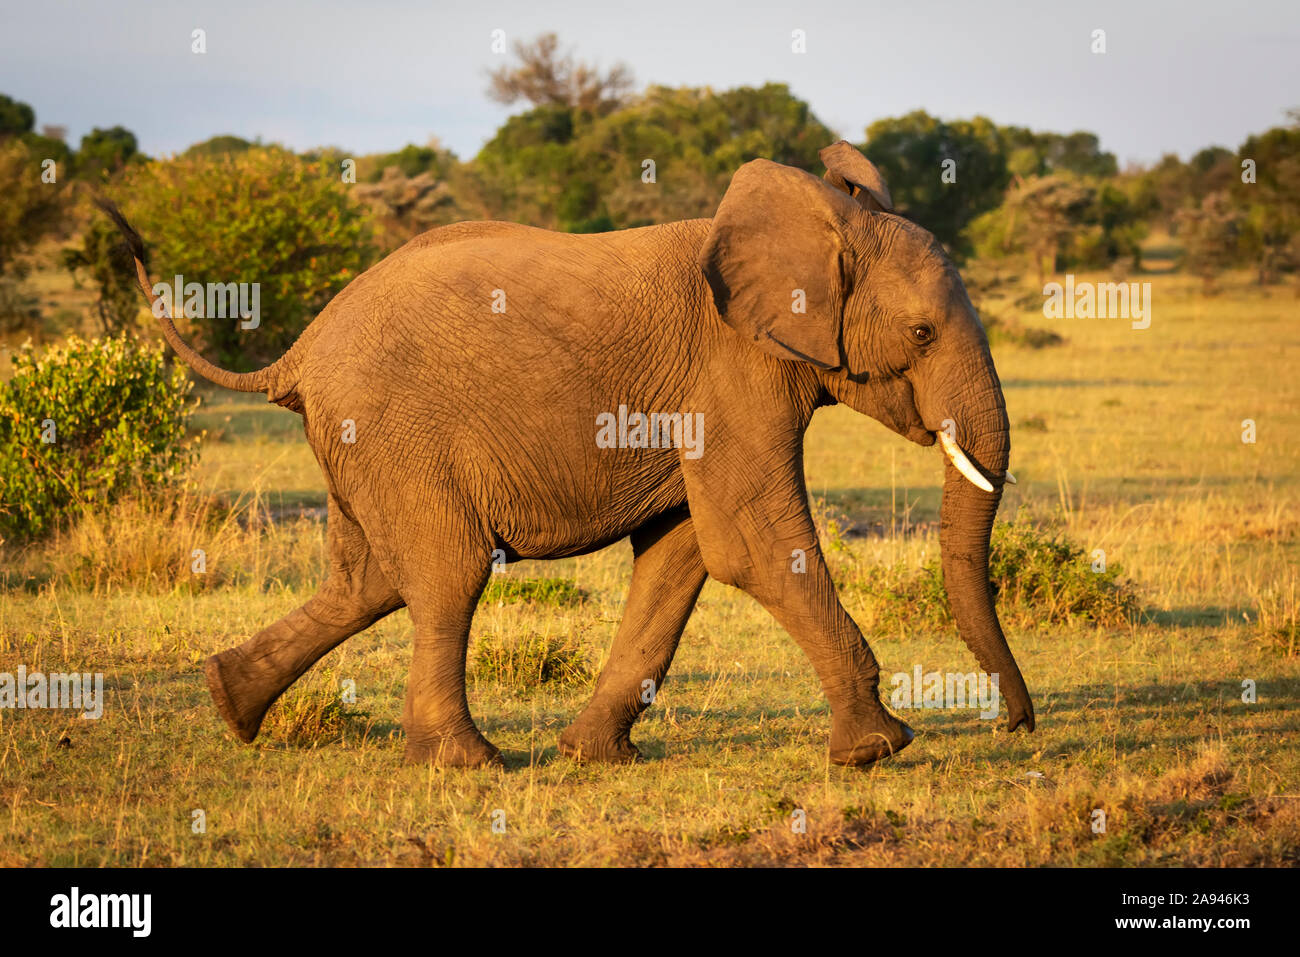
[937,430,1016,492]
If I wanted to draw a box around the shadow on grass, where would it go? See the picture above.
[913,677,1300,751]
[179,664,1299,769]
[1142,606,1246,627]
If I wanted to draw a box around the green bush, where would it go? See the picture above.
[842,519,1140,630]
[981,520,1139,624]
[117,147,374,368]
[0,335,198,542]
[61,217,144,335]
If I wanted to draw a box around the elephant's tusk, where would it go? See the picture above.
[937,431,995,493]
[1005,471,1017,485]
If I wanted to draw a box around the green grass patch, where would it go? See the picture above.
[479,576,587,607]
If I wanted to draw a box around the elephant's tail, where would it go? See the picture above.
[97,199,300,406]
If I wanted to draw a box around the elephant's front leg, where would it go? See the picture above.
[560,508,706,763]
[683,443,913,766]
[755,539,914,765]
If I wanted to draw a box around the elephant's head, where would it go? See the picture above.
[698,142,1034,732]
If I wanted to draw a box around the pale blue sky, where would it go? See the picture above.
[2,0,1296,165]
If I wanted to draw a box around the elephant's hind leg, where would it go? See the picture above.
[205,496,404,744]
[383,506,500,768]
[559,509,706,763]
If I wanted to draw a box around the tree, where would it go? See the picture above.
[62,217,145,334]
[0,94,72,181]
[1236,114,1300,284]
[182,134,255,158]
[0,138,65,277]
[0,93,35,137]
[77,125,139,180]
[20,131,72,174]
[354,166,462,251]
[469,83,834,232]
[118,148,374,367]
[360,139,459,182]
[993,175,1094,285]
[487,33,633,115]
[859,110,1010,255]
[1176,192,1245,294]
[998,126,1118,178]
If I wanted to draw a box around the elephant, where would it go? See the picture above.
[101,139,1034,769]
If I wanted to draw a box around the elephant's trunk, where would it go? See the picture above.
[937,379,1035,732]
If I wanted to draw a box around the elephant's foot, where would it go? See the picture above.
[828,713,915,767]
[558,718,642,764]
[205,650,278,744]
[404,726,503,768]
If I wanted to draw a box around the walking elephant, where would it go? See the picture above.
[103,139,1034,769]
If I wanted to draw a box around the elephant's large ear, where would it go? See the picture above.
[698,159,857,370]
[820,140,894,213]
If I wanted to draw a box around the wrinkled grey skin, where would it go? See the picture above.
[105,140,1033,769]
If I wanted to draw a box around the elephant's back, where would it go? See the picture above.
[291,218,706,552]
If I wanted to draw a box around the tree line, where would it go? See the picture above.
[2,34,1297,359]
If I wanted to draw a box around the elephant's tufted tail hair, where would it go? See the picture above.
[97,198,302,409]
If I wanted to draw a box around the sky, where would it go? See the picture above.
[1,0,1296,167]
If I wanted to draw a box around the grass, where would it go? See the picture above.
[1,265,1298,866]
[479,576,587,608]
[470,632,593,695]
[259,666,372,748]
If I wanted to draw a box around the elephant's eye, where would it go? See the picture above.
[910,323,935,345]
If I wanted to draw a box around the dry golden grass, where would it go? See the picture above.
[0,267,1297,866]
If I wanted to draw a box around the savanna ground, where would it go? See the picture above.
[1,243,1298,866]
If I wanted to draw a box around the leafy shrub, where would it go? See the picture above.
[61,217,145,334]
[0,335,198,542]
[470,632,592,694]
[116,147,374,368]
[981,521,1139,624]
[842,519,1140,630]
